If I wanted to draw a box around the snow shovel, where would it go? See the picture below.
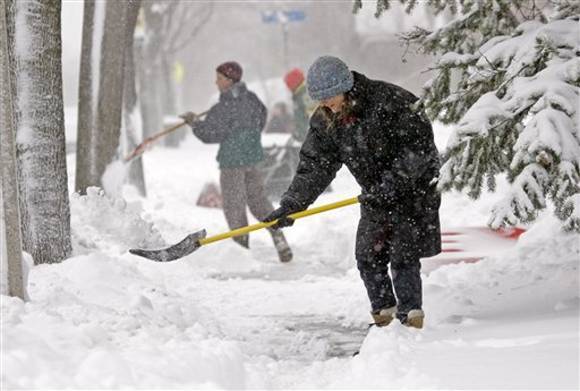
[124,110,208,162]
[129,196,360,262]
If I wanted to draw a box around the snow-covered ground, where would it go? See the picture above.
[1,123,578,389]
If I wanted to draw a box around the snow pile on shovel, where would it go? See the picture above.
[70,187,164,255]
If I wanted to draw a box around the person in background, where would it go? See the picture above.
[283,68,317,143]
[265,56,441,328]
[264,102,294,134]
[180,61,292,263]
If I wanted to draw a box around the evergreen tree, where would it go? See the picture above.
[356,0,580,232]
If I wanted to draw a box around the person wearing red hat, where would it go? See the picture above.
[284,68,316,143]
[284,68,304,92]
[180,61,292,263]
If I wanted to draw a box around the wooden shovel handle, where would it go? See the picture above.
[124,110,208,162]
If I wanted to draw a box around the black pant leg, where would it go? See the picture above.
[389,214,423,315]
[355,216,397,312]
[391,256,422,315]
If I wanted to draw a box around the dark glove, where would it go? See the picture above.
[263,200,302,229]
[179,111,201,126]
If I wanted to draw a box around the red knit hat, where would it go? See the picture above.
[216,61,243,82]
[284,68,305,92]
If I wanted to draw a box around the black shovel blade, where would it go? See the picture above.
[129,230,207,262]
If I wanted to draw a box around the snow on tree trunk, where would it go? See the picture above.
[371,0,580,232]
[0,0,25,299]
[5,0,72,264]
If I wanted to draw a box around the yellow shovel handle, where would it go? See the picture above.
[198,196,360,246]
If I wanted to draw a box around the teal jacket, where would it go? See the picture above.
[192,83,267,168]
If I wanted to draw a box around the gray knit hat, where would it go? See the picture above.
[307,56,354,101]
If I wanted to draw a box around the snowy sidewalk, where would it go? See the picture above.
[1,138,578,389]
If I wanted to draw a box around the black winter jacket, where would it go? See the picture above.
[281,72,441,258]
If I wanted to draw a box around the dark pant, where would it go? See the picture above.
[220,166,275,247]
[355,215,422,315]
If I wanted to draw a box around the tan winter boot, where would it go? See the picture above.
[371,306,397,327]
[402,309,425,329]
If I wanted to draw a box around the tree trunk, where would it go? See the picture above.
[74,0,95,194]
[135,37,160,139]
[94,0,127,183]
[161,54,177,116]
[161,53,186,147]
[124,0,146,196]
[137,1,164,139]
[6,0,72,265]
[0,0,25,298]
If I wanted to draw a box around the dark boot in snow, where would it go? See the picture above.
[400,309,424,329]
[370,305,397,327]
[233,234,249,249]
[268,228,293,263]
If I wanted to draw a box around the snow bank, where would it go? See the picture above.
[2,180,255,389]
[1,252,247,389]
[424,213,579,324]
[70,187,164,255]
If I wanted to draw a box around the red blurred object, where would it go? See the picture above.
[284,68,305,92]
[196,181,223,209]
[493,226,526,239]
[421,226,527,273]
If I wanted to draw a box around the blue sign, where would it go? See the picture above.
[261,10,306,24]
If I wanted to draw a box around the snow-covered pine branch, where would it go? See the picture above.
[372,0,580,232]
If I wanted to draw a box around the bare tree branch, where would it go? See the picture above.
[165,2,214,55]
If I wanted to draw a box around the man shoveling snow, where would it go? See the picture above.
[179,61,292,263]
